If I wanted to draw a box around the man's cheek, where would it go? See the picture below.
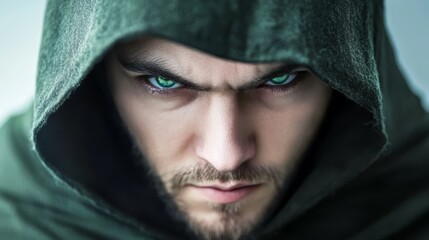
[138,132,190,178]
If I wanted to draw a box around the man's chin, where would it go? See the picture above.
[172,190,272,240]
[182,201,260,240]
[166,181,282,239]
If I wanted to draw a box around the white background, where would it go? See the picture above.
[0,0,428,127]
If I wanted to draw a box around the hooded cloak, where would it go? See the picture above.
[1,0,428,239]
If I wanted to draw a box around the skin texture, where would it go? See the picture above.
[107,37,332,240]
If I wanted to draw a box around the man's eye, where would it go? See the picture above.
[147,76,182,89]
[264,73,297,86]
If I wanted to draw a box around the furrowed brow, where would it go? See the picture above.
[117,56,211,91]
[118,54,298,91]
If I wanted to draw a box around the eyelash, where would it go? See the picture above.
[137,76,192,97]
[259,72,303,94]
[137,71,305,96]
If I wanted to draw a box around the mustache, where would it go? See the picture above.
[168,163,285,192]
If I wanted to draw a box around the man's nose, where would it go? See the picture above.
[196,94,255,171]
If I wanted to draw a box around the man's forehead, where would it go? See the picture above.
[115,37,287,90]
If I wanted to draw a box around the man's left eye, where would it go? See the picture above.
[147,76,182,89]
[264,73,297,86]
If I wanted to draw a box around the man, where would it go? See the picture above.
[0,1,428,240]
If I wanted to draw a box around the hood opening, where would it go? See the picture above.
[35,58,385,239]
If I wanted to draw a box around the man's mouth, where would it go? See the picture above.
[190,183,261,204]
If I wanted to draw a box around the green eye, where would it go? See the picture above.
[148,76,182,89]
[266,73,297,86]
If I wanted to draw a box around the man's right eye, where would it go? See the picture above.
[147,76,183,89]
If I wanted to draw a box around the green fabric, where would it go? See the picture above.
[1,0,429,239]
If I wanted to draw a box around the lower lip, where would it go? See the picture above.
[192,185,260,204]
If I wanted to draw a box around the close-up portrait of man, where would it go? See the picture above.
[0,1,428,240]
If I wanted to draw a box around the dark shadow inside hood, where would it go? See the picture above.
[35,60,384,239]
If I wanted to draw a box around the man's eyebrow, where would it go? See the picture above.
[118,56,210,91]
[118,55,296,91]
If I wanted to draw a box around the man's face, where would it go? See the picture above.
[107,37,331,240]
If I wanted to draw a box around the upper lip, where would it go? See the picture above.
[191,183,260,191]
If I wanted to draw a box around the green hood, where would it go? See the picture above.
[2,0,428,239]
